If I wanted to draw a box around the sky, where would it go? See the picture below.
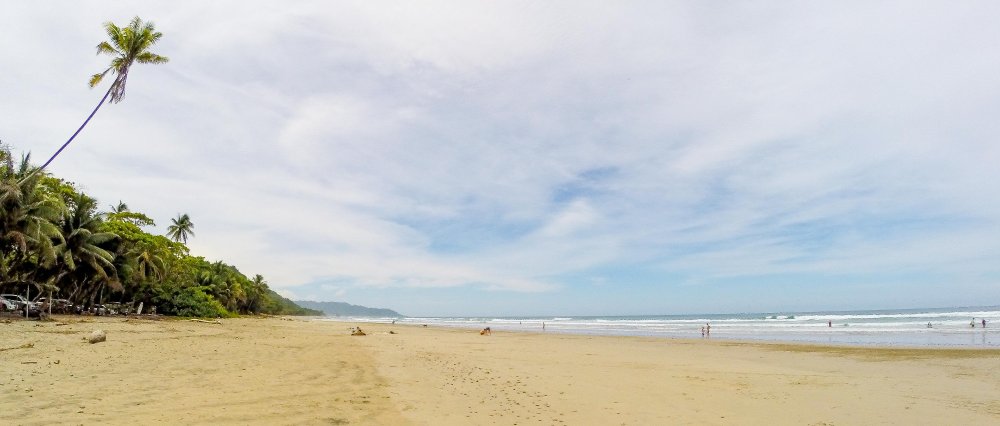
[2,1,999,316]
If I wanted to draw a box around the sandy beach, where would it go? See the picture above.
[3,317,1000,425]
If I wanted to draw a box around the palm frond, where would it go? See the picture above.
[95,41,120,57]
[104,21,125,51]
[136,52,169,64]
[128,16,142,32]
[147,30,163,45]
[62,251,76,270]
[89,68,111,88]
[88,231,118,245]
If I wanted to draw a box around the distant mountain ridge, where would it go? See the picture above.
[294,300,402,317]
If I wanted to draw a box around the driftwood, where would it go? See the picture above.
[188,319,222,324]
[0,342,34,352]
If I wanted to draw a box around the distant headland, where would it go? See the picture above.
[295,300,402,317]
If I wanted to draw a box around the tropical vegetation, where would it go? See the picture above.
[0,143,319,317]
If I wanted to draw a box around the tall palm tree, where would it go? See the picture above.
[33,16,168,174]
[166,213,194,244]
[53,193,119,304]
[246,274,268,314]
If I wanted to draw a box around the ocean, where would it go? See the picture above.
[321,305,1000,347]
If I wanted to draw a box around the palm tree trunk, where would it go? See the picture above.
[26,86,114,180]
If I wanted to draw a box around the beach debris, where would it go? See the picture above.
[188,319,222,324]
[86,330,107,344]
[0,342,34,352]
[389,330,397,334]
[351,327,366,336]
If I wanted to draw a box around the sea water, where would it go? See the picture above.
[321,306,1000,347]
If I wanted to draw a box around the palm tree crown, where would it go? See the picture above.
[167,213,194,244]
[111,200,129,213]
[90,16,169,103]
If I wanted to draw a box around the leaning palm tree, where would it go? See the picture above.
[166,213,194,244]
[33,16,168,174]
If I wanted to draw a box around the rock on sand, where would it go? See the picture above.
[86,330,107,344]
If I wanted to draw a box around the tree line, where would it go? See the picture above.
[0,144,320,317]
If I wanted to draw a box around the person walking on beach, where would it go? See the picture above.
[700,326,705,337]
[705,323,711,336]
[971,318,976,328]
[983,319,987,328]
[542,322,546,331]
[828,320,832,328]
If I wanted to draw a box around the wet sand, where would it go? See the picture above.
[3,317,1000,425]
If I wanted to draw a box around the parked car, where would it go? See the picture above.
[1,294,42,317]
[36,298,73,314]
[0,297,16,311]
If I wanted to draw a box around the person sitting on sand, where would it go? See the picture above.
[480,327,491,336]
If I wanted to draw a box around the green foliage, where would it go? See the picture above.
[0,144,317,318]
[155,285,233,318]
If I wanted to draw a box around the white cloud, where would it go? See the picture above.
[3,1,999,314]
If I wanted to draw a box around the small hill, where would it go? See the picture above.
[264,291,324,316]
[294,300,402,317]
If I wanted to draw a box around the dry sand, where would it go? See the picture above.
[3,317,999,425]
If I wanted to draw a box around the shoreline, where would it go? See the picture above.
[377,320,1000,356]
[4,316,1000,424]
[319,317,1000,350]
